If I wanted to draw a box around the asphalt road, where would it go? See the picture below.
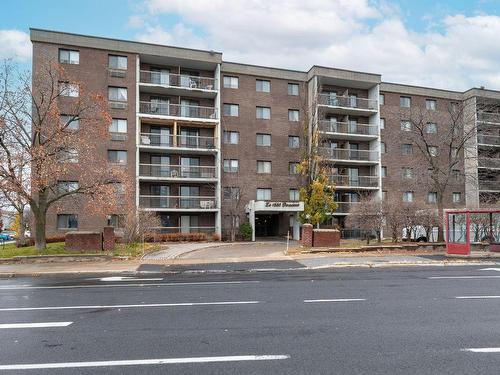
[2,266,500,374]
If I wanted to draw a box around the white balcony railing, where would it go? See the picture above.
[329,175,379,188]
[139,133,217,149]
[139,101,218,120]
[478,158,500,169]
[319,147,379,162]
[139,195,217,209]
[139,71,217,91]
[318,120,378,136]
[479,181,500,191]
[477,134,500,146]
[139,164,216,179]
[317,94,378,111]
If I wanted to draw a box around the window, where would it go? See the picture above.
[256,79,270,92]
[107,214,125,228]
[402,143,413,155]
[223,103,239,117]
[257,160,272,173]
[256,106,271,119]
[223,159,239,173]
[108,87,127,102]
[403,191,414,202]
[57,181,79,194]
[453,192,461,203]
[60,149,78,163]
[108,55,127,70]
[257,188,272,200]
[114,182,125,195]
[428,146,439,157]
[223,76,239,89]
[289,188,300,201]
[59,49,79,64]
[452,169,461,180]
[288,136,300,148]
[381,166,387,177]
[60,114,79,130]
[108,150,127,164]
[289,162,299,175]
[381,142,386,153]
[450,102,459,112]
[256,133,271,146]
[425,122,437,133]
[400,120,412,131]
[379,93,385,105]
[57,214,78,229]
[380,118,385,129]
[109,119,127,133]
[59,82,79,97]
[223,187,240,200]
[288,109,299,122]
[223,131,239,144]
[426,99,436,110]
[402,167,414,179]
[288,83,299,96]
[400,96,411,108]
[451,147,458,158]
[427,192,437,203]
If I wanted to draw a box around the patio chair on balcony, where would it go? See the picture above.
[200,200,215,209]
[141,135,151,145]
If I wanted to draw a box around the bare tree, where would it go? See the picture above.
[346,195,384,244]
[123,211,161,244]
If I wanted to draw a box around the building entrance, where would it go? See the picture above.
[255,214,279,237]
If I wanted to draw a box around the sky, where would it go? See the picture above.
[1,0,500,91]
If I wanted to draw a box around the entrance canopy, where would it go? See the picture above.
[245,200,304,241]
[446,209,500,255]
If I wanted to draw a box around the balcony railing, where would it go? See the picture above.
[139,164,216,179]
[329,175,379,188]
[318,120,378,136]
[150,226,216,234]
[140,71,217,91]
[139,133,217,149]
[477,134,500,146]
[479,180,500,191]
[477,112,500,124]
[139,195,217,209]
[139,101,218,120]
[333,202,361,213]
[478,158,500,169]
[318,147,379,161]
[317,94,378,111]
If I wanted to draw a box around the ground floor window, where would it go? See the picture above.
[57,214,78,229]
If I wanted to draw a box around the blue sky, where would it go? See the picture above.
[2,0,500,90]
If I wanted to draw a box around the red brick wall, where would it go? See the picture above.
[65,232,102,252]
[313,229,340,247]
[301,224,313,247]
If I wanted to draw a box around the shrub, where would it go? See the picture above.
[239,223,252,241]
[46,236,66,244]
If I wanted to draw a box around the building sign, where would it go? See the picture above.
[264,202,301,208]
[250,200,304,212]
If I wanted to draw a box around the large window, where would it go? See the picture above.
[107,214,125,228]
[57,181,79,194]
[57,214,78,229]
[108,150,127,164]
[402,167,414,179]
[256,106,271,119]
[59,149,78,163]
[60,114,79,130]
[288,136,300,148]
[425,122,438,133]
[223,159,239,173]
[256,133,271,146]
[109,119,127,133]
[403,191,414,202]
[426,99,436,110]
[223,76,239,89]
[402,143,413,155]
[400,120,412,131]
[400,96,411,108]
[108,87,127,102]
[108,55,128,70]
[59,49,79,64]
[223,131,239,144]
[223,103,239,117]
[428,146,439,157]
[381,166,387,177]
[223,187,240,200]
[288,83,299,96]
[59,82,79,97]
[289,189,300,201]
[257,188,272,200]
[453,192,462,203]
[427,192,437,203]
[380,118,385,129]
[288,109,299,122]
[257,160,272,174]
[289,162,299,175]
[256,79,271,92]
[379,93,385,105]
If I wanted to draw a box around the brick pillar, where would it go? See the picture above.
[102,226,115,251]
[301,223,313,247]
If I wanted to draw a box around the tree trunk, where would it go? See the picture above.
[437,197,445,242]
[16,210,27,247]
[34,212,46,250]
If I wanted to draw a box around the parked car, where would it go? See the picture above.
[0,233,13,241]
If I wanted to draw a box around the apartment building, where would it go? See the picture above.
[30,29,499,240]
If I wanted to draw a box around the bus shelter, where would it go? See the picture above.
[446,209,500,255]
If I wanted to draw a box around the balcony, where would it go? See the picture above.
[477,134,500,147]
[479,180,500,191]
[139,164,217,181]
[139,195,218,211]
[331,202,360,214]
[477,112,500,125]
[139,101,218,121]
[478,158,500,169]
[318,120,378,140]
[329,175,379,189]
[317,94,378,115]
[139,133,217,153]
[318,147,379,165]
[139,71,217,98]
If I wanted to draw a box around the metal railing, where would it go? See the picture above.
[150,226,216,234]
[478,158,500,169]
[479,180,500,191]
[329,174,379,188]
[318,120,378,136]
[139,101,218,119]
[477,134,500,146]
[139,133,217,149]
[477,112,500,124]
[139,164,216,179]
[317,94,378,111]
[334,202,361,213]
[318,147,379,161]
[139,195,217,209]
[139,71,217,91]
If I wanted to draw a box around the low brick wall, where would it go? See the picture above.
[301,224,313,247]
[65,231,102,252]
[313,229,340,248]
[102,226,115,251]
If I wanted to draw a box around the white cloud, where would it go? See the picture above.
[0,30,31,61]
[133,1,500,90]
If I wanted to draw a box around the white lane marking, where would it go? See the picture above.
[304,299,366,303]
[0,280,260,291]
[0,301,260,312]
[0,354,290,370]
[456,296,500,299]
[97,277,163,282]
[463,348,500,353]
[428,276,500,279]
[0,322,73,329]
[480,268,500,272]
